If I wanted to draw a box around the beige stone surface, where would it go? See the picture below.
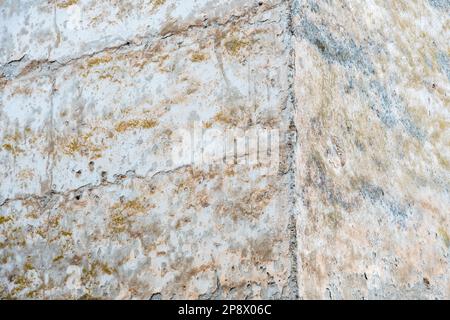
[1,0,449,299]
[293,0,449,299]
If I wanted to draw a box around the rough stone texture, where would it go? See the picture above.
[0,0,449,299]
[292,0,449,299]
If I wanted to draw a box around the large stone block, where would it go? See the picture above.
[293,0,449,299]
[1,3,296,299]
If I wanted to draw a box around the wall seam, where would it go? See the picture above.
[284,0,300,300]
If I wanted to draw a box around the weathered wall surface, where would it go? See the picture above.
[292,0,450,299]
[0,0,448,299]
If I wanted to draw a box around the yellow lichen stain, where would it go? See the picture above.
[437,153,450,171]
[185,84,199,96]
[197,192,210,208]
[224,165,235,177]
[48,216,61,228]
[35,227,47,239]
[191,53,208,62]
[224,39,249,56]
[62,131,103,158]
[23,261,34,272]
[26,288,42,299]
[2,143,23,155]
[203,121,213,129]
[61,231,72,237]
[438,227,450,248]
[212,107,249,127]
[157,54,172,72]
[325,211,343,229]
[172,261,216,285]
[213,112,232,124]
[12,86,32,96]
[110,212,127,233]
[120,107,132,115]
[11,275,30,295]
[1,131,31,155]
[109,198,155,234]
[153,0,166,7]
[81,267,96,284]
[25,211,39,220]
[159,89,191,106]
[87,56,112,68]
[98,73,114,81]
[53,255,64,262]
[216,185,276,221]
[123,199,146,212]
[81,261,115,286]
[56,0,79,9]
[64,139,85,155]
[18,169,34,181]
[4,131,22,143]
[175,217,191,229]
[100,263,113,275]
[115,119,158,133]
[0,216,13,224]
[111,198,152,214]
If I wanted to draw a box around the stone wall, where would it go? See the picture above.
[0,0,448,299]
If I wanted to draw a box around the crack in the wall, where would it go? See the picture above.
[0,2,285,83]
[0,164,191,209]
[0,3,288,207]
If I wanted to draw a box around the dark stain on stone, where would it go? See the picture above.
[296,19,374,74]
[307,0,320,13]
[306,152,353,210]
[385,200,409,220]
[437,52,450,81]
[400,116,425,141]
[428,0,450,10]
[150,292,162,300]
[365,81,425,140]
[423,277,431,288]
[360,182,385,204]
[359,181,410,223]
[249,236,274,263]
[367,81,398,128]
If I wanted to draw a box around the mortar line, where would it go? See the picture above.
[285,0,300,300]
